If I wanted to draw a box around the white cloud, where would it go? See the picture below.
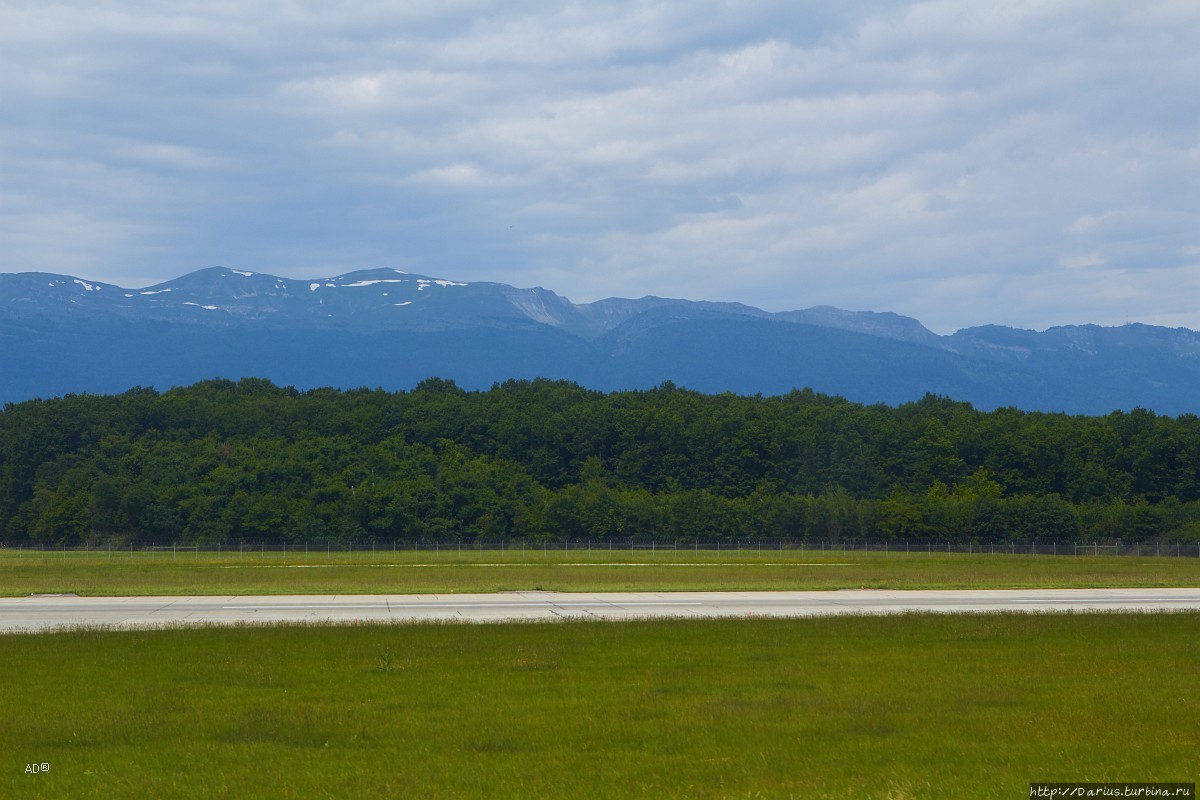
[407,162,519,189]
[113,143,230,170]
[1060,253,1107,270]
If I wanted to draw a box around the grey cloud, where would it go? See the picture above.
[1,1,1198,332]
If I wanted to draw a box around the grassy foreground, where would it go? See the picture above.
[3,612,1196,799]
[2,546,1199,595]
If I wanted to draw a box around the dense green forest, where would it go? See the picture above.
[1,378,1198,544]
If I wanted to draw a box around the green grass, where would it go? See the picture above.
[1,546,1199,595]
[2,612,1196,799]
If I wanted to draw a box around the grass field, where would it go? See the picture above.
[2,545,1199,596]
[3,612,1195,799]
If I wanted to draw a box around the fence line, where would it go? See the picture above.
[2,539,1198,558]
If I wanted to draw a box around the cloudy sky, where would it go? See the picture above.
[3,1,1199,333]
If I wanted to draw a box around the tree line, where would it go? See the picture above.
[1,377,1198,544]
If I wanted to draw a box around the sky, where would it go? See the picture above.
[2,1,1199,334]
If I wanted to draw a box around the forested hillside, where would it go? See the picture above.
[2,378,1198,544]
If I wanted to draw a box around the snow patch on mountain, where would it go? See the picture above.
[343,279,410,288]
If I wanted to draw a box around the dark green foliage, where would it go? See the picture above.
[1,379,1198,544]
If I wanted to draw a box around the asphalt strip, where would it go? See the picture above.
[3,589,1198,633]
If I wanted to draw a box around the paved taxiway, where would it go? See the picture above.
[1,588,1198,632]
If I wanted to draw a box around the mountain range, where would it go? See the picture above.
[2,266,1199,415]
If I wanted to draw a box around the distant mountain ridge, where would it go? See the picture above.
[2,266,1199,415]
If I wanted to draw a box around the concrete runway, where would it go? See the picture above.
[1,588,1198,632]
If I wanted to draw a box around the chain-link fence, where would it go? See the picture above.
[2,539,1199,559]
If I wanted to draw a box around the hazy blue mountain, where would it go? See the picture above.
[2,267,1199,415]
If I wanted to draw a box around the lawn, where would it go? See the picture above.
[1,545,1199,595]
[3,612,1195,799]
